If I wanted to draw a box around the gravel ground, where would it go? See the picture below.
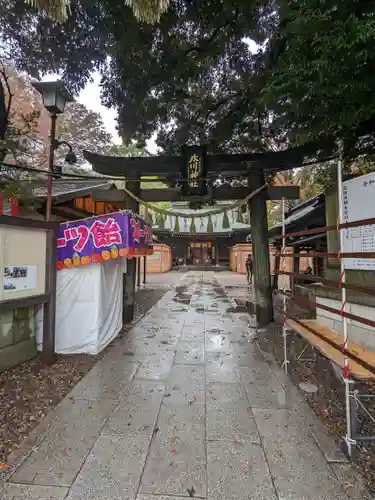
[255,295,375,495]
[0,286,168,464]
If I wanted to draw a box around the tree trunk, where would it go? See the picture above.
[0,76,8,164]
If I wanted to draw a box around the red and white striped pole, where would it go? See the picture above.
[281,197,289,373]
[337,143,355,456]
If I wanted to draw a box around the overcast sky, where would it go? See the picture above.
[42,71,158,153]
[77,72,120,143]
[77,72,159,153]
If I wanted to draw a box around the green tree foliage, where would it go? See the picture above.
[3,0,375,177]
[1,63,113,167]
[0,63,113,205]
[262,1,375,149]
[24,0,170,23]
[103,1,272,152]
[55,102,113,164]
[109,142,151,157]
[24,0,71,23]
[0,0,272,151]
[108,142,171,217]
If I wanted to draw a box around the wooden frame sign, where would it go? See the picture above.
[0,215,59,364]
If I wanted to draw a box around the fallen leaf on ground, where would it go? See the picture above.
[239,460,249,473]
[343,483,355,490]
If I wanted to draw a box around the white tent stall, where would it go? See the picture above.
[36,258,125,355]
[36,210,153,355]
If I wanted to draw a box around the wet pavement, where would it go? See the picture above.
[1,272,370,499]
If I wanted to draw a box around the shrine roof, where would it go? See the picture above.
[31,179,114,203]
[265,194,326,247]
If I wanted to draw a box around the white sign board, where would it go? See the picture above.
[342,171,375,270]
[3,265,37,293]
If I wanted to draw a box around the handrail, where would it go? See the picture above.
[275,271,375,296]
[273,216,375,240]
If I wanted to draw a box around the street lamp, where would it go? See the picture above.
[32,80,74,221]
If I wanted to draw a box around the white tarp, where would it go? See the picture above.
[36,259,125,355]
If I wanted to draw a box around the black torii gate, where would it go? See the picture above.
[83,144,316,326]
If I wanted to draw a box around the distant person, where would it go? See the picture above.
[245,254,253,285]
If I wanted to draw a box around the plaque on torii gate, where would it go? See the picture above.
[181,145,208,198]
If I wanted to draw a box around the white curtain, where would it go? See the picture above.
[36,259,125,354]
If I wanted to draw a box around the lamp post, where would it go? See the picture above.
[32,81,74,221]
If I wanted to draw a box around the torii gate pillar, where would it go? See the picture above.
[123,176,140,323]
[248,171,274,326]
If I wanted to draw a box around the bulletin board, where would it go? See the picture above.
[341,171,375,270]
[0,224,47,302]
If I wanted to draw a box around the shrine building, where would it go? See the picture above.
[152,202,251,269]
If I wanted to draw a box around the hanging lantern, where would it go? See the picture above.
[213,215,218,229]
[200,217,204,228]
[184,217,188,230]
[222,210,230,229]
[173,216,180,233]
[207,214,214,233]
[190,218,197,233]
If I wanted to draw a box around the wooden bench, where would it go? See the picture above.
[286,318,375,380]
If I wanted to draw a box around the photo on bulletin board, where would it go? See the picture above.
[3,265,37,293]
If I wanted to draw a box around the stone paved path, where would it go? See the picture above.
[1,272,370,499]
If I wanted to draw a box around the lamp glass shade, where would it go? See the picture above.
[32,81,74,115]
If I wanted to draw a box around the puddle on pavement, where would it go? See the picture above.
[226,300,255,314]
[173,297,191,305]
[208,327,225,334]
[173,285,192,305]
[207,334,228,349]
